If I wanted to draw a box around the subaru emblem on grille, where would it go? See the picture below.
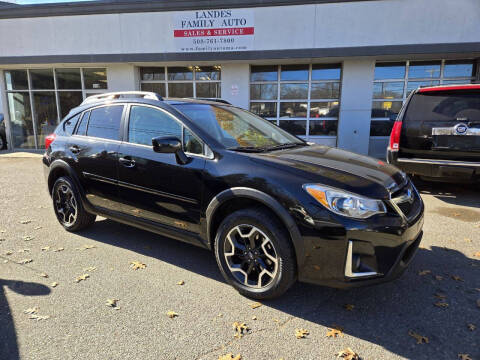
[454,123,468,134]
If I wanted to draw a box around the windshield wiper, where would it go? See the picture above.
[264,143,306,151]
[228,146,269,153]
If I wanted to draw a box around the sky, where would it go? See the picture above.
[16,0,94,4]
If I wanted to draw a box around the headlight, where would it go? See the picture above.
[303,184,386,219]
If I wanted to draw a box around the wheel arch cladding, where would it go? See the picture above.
[48,160,82,196]
[206,187,305,268]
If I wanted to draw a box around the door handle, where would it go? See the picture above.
[119,157,136,168]
[69,145,81,154]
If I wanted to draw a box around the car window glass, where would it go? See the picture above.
[75,111,89,136]
[63,114,81,135]
[404,92,480,122]
[128,105,182,146]
[183,128,204,155]
[86,105,123,140]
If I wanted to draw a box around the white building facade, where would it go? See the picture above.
[0,0,479,157]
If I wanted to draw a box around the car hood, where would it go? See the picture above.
[251,145,406,199]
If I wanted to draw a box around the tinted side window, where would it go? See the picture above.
[183,128,203,155]
[128,105,182,146]
[75,111,90,136]
[63,114,81,135]
[86,105,123,140]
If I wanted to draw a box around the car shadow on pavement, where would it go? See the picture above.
[413,178,480,209]
[79,219,479,359]
[0,279,51,360]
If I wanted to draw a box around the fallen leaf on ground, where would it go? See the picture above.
[467,323,476,331]
[434,302,449,308]
[336,347,359,360]
[18,249,30,253]
[465,238,472,243]
[167,310,178,318]
[458,354,472,360]
[218,354,241,360]
[435,293,447,299]
[29,314,49,321]
[418,270,431,276]
[252,315,257,320]
[76,244,96,250]
[327,325,344,338]
[41,246,50,251]
[53,247,64,252]
[435,275,444,281]
[83,266,97,272]
[130,261,146,270]
[408,331,429,344]
[176,280,185,285]
[474,251,480,258]
[453,212,461,217]
[343,304,355,311]
[20,220,32,224]
[22,236,33,241]
[34,226,42,230]
[3,260,8,263]
[4,251,13,255]
[74,274,89,283]
[295,328,309,339]
[23,307,38,314]
[0,238,5,241]
[106,299,120,309]
[451,275,464,282]
[51,282,58,288]
[249,302,262,309]
[39,273,48,278]
[232,322,248,338]
[18,258,32,264]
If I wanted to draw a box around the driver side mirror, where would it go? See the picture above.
[152,136,190,165]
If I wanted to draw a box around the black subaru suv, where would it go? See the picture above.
[43,92,424,299]
[387,84,480,182]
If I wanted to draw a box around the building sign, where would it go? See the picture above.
[174,9,254,52]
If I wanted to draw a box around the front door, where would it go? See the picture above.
[67,105,124,212]
[117,104,206,234]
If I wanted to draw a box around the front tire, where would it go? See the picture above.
[214,208,296,299]
[52,176,96,232]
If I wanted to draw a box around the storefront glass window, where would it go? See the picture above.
[7,92,34,148]
[83,68,107,89]
[139,66,221,99]
[30,69,54,90]
[250,64,342,141]
[5,70,29,90]
[4,67,108,149]
[56,68,82,89]
[371,59,476,137]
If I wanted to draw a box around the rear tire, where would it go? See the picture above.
[214,207,296,299]
[52,176,96,232]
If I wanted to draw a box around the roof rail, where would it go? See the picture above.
[81,91,163,105]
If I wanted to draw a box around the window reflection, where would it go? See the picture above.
[30,69,54,89]
[371,101,403,119]
[310,102,339,118]
[280,65,309,81]
[373,82,404,99]
[4,70,28,90]
[408,61,441,79]
[310,120,338,136]
[250,65,278,82]
[167,67,193,81]
[196,83,221,98]
[250,84,277,100]
[311,64,341,80]
[443,60,475,78]
[33,91,58,148]
[279,102,307,118]
[280,83,308,99]
[7,92,34,148]
[141,82,166,97]
[279,120,306,135]
[310,83,340,99]
[374,62,406,80]
[250,102,277,118]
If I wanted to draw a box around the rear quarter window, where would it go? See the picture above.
[63,113,81,135]
[404,91,480,122]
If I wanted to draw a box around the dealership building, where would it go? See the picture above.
[0,0,479,157]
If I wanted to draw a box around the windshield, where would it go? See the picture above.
[405,91,480,122]
[173,103,304,149]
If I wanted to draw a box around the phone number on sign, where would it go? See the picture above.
[192,37,235,45]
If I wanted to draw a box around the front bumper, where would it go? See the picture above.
[296,187,424,289]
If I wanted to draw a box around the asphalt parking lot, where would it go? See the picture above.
[0,154,479,360]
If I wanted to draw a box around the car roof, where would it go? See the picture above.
[417,83,480,93]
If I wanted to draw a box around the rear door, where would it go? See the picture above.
[67,104,125,212]
[399,88,480,162]
[117,104,206,235]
